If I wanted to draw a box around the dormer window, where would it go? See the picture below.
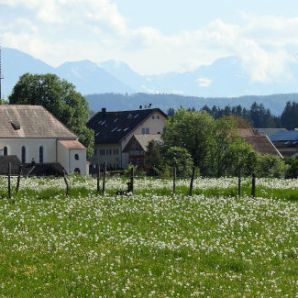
[11,120,20,130]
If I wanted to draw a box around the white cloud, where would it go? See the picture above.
[1,1,298,81]
[197,78,212,88]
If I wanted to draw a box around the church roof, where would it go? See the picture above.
[0,105,77,139]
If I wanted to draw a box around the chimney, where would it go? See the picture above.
[101,108,106,115]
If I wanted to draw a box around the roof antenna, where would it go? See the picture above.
[0,46,3,100]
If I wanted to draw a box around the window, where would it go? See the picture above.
[99,149,105,156]
[74,153,79,161]
[152,115,155,119]
[142,128,150,134]
[3,146,8,156]
[39,146,44,163]
[21,146,26,163]
[113,149,119,155]
[106,149,112,155]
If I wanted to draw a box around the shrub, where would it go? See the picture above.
[163,146,194,177]
[256,155,286,178]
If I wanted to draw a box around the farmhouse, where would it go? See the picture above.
[87,108,167,169]
[239,128,282,157]
[269,130,298,157]
[0,105,87,175]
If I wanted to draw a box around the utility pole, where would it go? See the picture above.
[0,46,3,100]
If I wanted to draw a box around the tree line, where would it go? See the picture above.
[168,101,298,130]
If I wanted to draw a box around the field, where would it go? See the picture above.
[0,176,297,297]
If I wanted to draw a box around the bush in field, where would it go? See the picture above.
[285,157,298,178]
[225,139,255,176]
[163,146,194,177]
[256,154,286,178]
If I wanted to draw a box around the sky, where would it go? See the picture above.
[1,0,298,81]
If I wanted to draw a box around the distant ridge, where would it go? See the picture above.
[85,93,298,115]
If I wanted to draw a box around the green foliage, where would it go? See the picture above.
[256,155,286,178]
[163,146,193,176]
[226,139,255,176]
[285,157,298,179]
[144,140,164,176]
[163,109,215,175]
[9,73,94,157]
[212,117,238,176]
[281,101,298,130]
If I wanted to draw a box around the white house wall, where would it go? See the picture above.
[0,138,56,163]
[69,149,87,175]
[57,141,70,173]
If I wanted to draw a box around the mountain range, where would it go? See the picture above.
[1,47,298,114]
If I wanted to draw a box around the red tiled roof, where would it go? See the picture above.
[58,140,85,150]
[239,128,282,157]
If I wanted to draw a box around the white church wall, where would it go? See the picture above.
[0,138,56,163]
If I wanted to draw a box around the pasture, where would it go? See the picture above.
[0,176,297,297]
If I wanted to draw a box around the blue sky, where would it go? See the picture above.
[1,0,298,81]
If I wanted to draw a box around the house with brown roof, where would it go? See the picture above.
[123,134,162,168]
[87,108,167,169]
[238,128,282,157]
[0,105,87,175]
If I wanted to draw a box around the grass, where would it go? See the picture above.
[0,177,297,297]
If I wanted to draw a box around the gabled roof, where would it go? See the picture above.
[58,140,85,150]
[87,108,166,144]
[239,128,282,157]
[0,105,77,139]
[123,134,162,152]
[270,131,298,142]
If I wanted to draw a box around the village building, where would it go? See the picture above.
[87,108,167,169]
[269,130,298,157]
[239,128,282,157]
[0,105,87,175]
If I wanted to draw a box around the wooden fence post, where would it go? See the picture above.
[130,166,134,194]
[189,167,196,196]
[102,163,106,195]
[251,173,256,198]
[96,164,101,193]
[16,165,23,194]
[237,170,241,197]
[63,171,69,196]
[8,162,11,199]
[173,167,176,194]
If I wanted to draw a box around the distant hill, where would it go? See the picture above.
[1,48,134,97]
[86,93,298,115]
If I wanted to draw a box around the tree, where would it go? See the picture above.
[163,109,215,175]
[213,117,238,177]
[281,101,298,130]
[256,155,286,178]
[144,140,164,176]
[226,139,255,176]
[163,146,193,176]
[9,73,94,157]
